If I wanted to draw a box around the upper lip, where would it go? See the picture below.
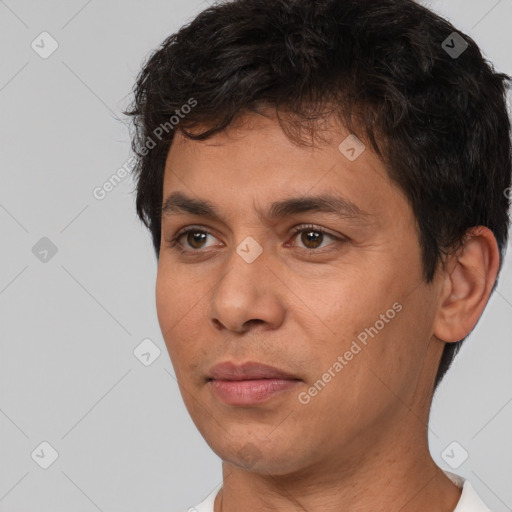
[207,361,300,381]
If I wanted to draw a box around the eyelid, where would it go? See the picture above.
[289,223,344,240]
[173,224,216,239]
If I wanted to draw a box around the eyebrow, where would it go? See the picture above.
[160,191,370,224]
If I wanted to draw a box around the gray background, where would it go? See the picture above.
[0,0,511,511]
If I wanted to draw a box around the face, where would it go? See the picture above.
[156,111,444,476]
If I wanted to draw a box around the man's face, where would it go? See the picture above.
[156,111,443,475]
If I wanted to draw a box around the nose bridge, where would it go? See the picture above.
[208,235,284,332]
[212,236,266,313]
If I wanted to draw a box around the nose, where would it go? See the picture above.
[207,247,286,334]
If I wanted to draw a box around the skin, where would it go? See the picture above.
[155,109,500,512]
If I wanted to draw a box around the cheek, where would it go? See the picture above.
[315,266,423,391]
[156,261,200,330]
[320,274,392,342]
[155,265,214,379]
[156,267,194,359]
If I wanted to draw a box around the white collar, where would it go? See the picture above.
[444,471,492,512]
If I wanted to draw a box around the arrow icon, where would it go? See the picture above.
[338,134,365,161]
[441,32,468,59]
[32,237,58,262]
[134,338,161,366]
[236,236,263,263]
[31,31,59,59]
[441,441,468,469]
[31,441,59,469]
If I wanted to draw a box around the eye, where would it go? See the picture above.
[167,226,220,252]
[288,224,343,250]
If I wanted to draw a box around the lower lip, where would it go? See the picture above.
[209,378,300,405]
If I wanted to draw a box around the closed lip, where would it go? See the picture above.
[207,361,300,381]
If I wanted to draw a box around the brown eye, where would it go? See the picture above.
[290,225,341,250]
[170,227,220,252]
[300,230,324,249]
[184,231,209,249]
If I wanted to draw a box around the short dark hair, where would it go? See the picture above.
[124,0,512,389]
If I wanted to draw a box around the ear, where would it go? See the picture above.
[433,226,501,343]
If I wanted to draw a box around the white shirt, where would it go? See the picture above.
[182,471,492,512]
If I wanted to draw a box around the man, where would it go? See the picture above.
[124,0,511,510]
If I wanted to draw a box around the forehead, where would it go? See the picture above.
[161,111,409,227]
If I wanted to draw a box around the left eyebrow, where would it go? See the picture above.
[160,191,370,223]
[266,194,370,221]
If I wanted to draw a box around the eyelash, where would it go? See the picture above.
[166,224,345,254]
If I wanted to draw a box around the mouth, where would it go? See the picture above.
[207,360,300,380]
[208,378,300,406]
[207,361,301,406]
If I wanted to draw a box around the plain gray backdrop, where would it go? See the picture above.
[1,0,511,511]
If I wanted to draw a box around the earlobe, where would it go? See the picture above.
[433,226,500,343]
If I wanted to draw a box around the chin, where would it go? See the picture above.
[206,430,312,475]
